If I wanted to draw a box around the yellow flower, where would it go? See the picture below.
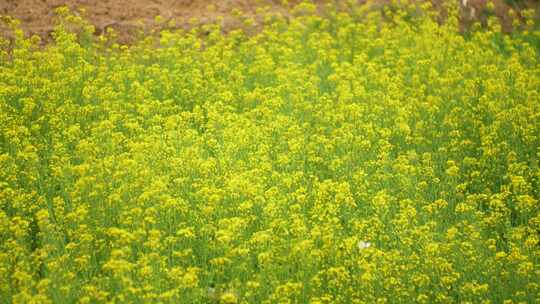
[220,291,238,304]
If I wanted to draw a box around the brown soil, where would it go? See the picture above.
[0,0,315,44]
[0,0,538,45]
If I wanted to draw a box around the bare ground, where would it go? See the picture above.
[0,0,538,44]
[0,0,314,44]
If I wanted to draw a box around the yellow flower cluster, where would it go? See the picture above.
[1,1,539,303]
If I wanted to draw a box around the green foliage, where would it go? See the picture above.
[1,1,539,303]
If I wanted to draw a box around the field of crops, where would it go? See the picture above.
[1,1,540,303]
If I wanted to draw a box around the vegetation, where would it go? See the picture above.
[1,1,539,303]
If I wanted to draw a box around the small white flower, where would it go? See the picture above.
[357,240,371,250]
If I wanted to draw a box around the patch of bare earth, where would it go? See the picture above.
[0,0,538,45]
[1,0,312,44]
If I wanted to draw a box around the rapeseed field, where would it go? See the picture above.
[1,1,539,303]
